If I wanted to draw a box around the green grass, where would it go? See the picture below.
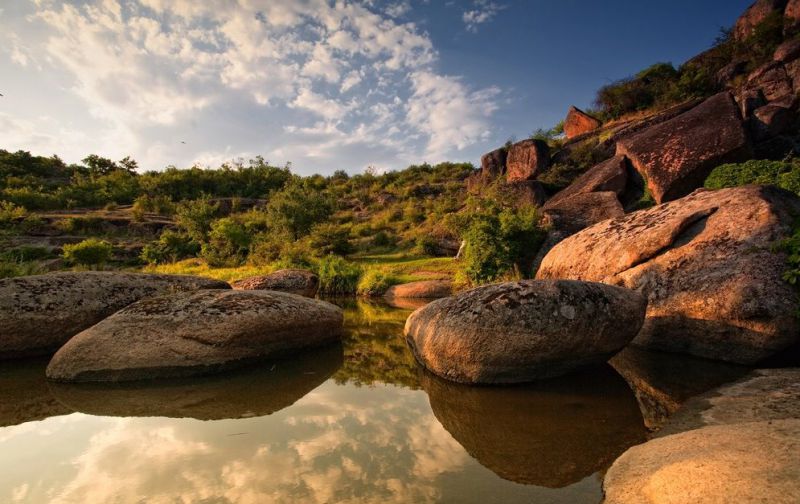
[141,259,275,282]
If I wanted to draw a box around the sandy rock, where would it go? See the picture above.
[545,155,628,208]
[656,368,800,437]
[564,106,601,139]
[616,92,752,203]
[404,279,647,384]
[421,366,646,487]
[46,289,343,382]
[0,272,230,359]
[384,280,452,299]
[231,269,319,297]
[506,139,550,182]
[603,419,800,504]
[537,186,800,364]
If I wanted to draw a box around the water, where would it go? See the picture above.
[0,300,742,503]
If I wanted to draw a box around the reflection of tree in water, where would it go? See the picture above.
[331,299,422,389]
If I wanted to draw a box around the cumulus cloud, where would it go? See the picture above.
[0,0,502,173]
[463,0,505,33]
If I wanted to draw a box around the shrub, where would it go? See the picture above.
[175,197,219,242]
[140,231,200,265]
[416,235,440,256]
[1,246,52,262]
[356,269,398,296]
[370,230,394,248]
[704,160,800,195]
[62,238,113,266]
[309,223,354,256]
[0,201,27,228]
[200,217,251,266]
[317,255,362,295]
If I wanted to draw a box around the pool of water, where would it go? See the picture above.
[0,300,745,503]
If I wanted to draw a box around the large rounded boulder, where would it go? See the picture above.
[384,280,452,299]
[0,272,230,359]
[403,279,647,383]
[46,289,343,382]
[537,185,800,364]
[231,268,319,297]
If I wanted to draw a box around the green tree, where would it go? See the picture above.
[265,181,332,240]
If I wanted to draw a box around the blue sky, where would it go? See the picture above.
[0,0,751,175]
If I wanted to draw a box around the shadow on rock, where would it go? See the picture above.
[0,357,72,427]
[49,344,343,420]
[420,364,647,488]
[609,346,748,431]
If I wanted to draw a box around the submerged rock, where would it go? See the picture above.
[616,92,751,203]
[384,280,452,300]
[49,344,343,420]
[0,272,230,359]
[46,289,343,382]
[404,279,647,383]
[538,186,800,364]
[231,269,319,297]
[421,366,646,487]
[603,420,800,504]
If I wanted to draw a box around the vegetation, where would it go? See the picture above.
[62,238,113,267]
[705,159,800,195]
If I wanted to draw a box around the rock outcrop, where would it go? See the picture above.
[384,280,452,300]
[616,92,752,203]
[404,279,647,383]
[480,147,507,179]
[563,106,601,139]
[46,289,343,382]
[537,186,800,364]
[421,366,646,487]
[505,139,550,182]
[544,155,629,208]
[0,272,230,359]
[603,419,800,504]
[734,0,787,41]
[231,268,319,297]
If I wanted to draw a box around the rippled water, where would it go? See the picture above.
[0,300,744,503]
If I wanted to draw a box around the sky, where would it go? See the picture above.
[0,0,753,175]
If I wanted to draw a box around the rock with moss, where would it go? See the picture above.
[231,268,319,297]
[538,186,800,364]
[46,289,343,382]
[404,279,647,384]
[0,272,230,359]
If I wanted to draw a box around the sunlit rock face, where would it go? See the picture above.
[48,345,343,420]
[0,272,230,359]
[420,366,647,487]
[0,357,72,427]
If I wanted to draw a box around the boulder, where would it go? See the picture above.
[563,106,601,139]
[746,61,794,101]
[420,366,646,487]
[752,102,796,141]
[49,344,342,420]
[404,279,647,384]
[231,268,319,297]
[46,289,344,382]
[0,272,230,359]
[616,92,752,203]
[508,180,547,206]
[786,0,800,25]
[733,0,787,41]
[544,155,628,208]
[543,191,624,234]
[656,368,800,437]
[384,280,452,299]
[537,186,800,364]
[609,346,748,431]
[505,139,550,182]
[774,38,800,62]
[603,419,800,504]
[480,147,507,179]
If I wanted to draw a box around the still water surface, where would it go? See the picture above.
[0,300,739,503]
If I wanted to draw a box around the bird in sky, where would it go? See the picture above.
[180,141,186,144]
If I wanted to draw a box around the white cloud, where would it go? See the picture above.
[386,1,412,18]
[463,0,505,33]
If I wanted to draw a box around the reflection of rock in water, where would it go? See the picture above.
[421,365,646,488]
[609,346,747,431]
[49,344,343,420]
[382,297,430,311]
[0,358,72,427]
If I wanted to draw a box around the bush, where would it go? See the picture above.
[1,246,52,262]
[200,217,251,266]
[62,238,113,266]
[416,235,439,256]
[175,197,219,242]
[140,231,200,265]
[317,255,362,295]
[356,269,398,296]
[0,201,27,228]
[309,223,354,256]
[370,230,395,248]
[704,160,800,195]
